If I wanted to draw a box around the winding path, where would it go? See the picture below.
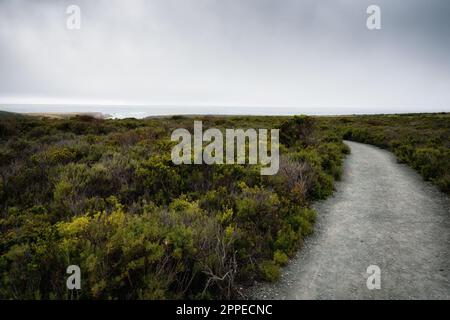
[253,141,450,299]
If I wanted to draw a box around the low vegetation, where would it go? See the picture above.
[2,111,447,299]
[317,113,450,194]
[0,113,348,299]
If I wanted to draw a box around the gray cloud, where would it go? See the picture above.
[0,0,449,114]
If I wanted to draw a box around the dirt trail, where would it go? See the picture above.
[252,141,450,299]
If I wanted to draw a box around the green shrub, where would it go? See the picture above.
[259,260,280,282]
[273,250,289,266]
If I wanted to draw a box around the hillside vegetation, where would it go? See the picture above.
[0,114,348,299]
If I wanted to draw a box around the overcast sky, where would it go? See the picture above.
[0,0,449,115]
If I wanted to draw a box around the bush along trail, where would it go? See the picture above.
[0,114,348,299]
[318,113,450,194]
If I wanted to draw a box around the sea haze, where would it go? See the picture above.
[2,104,448,119]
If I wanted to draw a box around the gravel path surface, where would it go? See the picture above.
[252,141,450,299]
